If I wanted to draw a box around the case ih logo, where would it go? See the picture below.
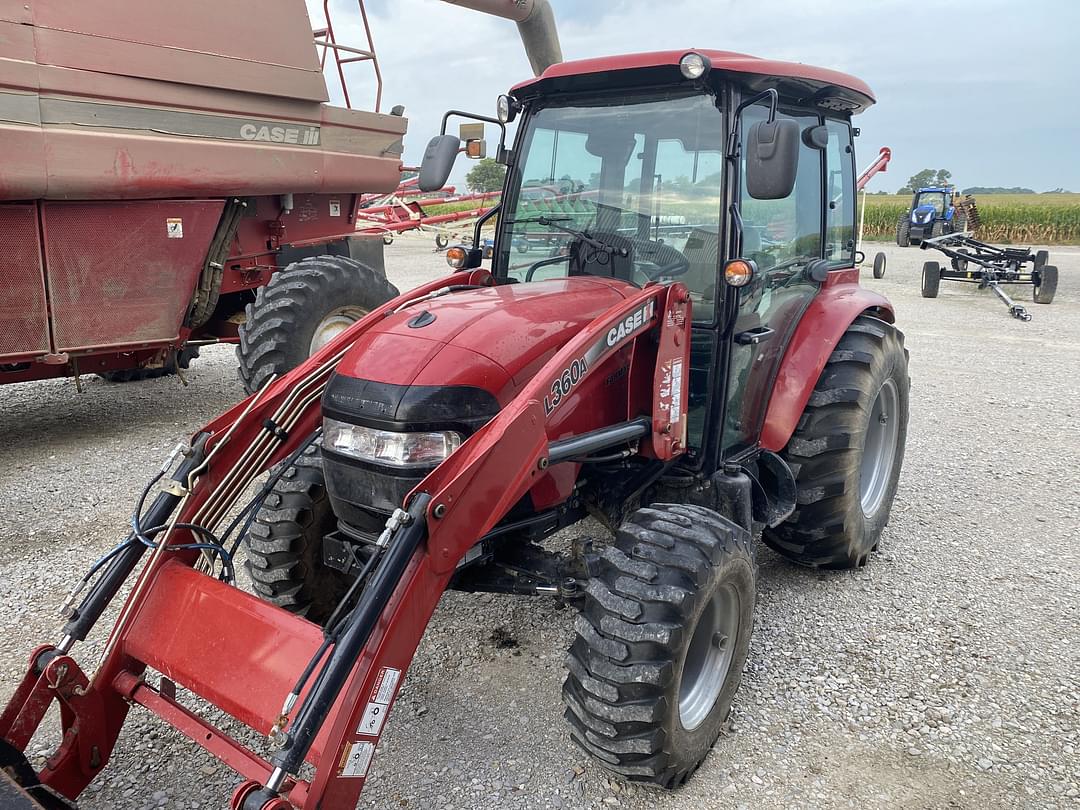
[239,123,321,145]
[606,300,656,347]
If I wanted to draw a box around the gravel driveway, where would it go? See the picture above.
[0,238,1077,809]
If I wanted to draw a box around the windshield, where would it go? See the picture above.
[915,192,947,213]
[499,91,724,322]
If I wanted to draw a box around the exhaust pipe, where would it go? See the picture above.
[439,0,562,76]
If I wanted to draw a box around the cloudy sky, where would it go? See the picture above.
[314,0,1080,192]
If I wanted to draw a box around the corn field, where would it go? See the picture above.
[859,194,1080,245]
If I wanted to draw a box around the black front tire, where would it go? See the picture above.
[872,252,886,279]
[1034,265,1057,304]
[99,346,199,383]
[245,445,349,623]
[563,504,755,787]
[764,316,909,569]
[237,255,398,395]
[921,261,941,298]
[1034,250,1049,273]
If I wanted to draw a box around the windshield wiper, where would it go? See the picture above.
[505,216,625,255]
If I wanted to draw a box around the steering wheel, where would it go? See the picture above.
[631,237,690,281]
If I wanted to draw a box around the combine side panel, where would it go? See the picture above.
[41,201,224,353]
[0,205,50,362]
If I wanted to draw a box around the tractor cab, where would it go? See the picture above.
[422,50,871,471]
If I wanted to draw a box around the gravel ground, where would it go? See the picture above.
[1,237,1077,809]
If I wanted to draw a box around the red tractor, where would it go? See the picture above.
[0,46,908,810]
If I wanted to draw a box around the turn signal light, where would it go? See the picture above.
[724,258,756,287]
[446,246,469,269]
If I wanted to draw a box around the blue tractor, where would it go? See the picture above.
[896,186,978,246]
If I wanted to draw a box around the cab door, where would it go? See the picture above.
[721,111,855,456]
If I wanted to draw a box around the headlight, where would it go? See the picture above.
[497,94,515,123]
[324,418,463,468]
[679,52,711,80]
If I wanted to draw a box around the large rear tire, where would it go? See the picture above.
[98,346,199,383]
[563,504,755,787]
[1033,265,1057,304]
[245,445,349,623]
[895,213,911,248]
[237,255,398,395]
[764,316,909,569]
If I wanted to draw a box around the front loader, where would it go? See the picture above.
[0,49,909,809]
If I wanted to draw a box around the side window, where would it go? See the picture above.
[825,119,855,265]
[739,108,822,272]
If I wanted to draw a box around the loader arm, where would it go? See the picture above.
[0,275,690,810]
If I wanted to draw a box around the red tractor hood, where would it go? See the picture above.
[333,276,637,404]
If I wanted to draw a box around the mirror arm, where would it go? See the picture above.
[728,202,744,259]
[440,109,508,157]
[472,203,501,257]
[726,88,778,159]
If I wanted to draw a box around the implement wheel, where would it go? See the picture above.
[764,316,909,568]
[872,252,886,279]
[237,255,398,395]
[563,504,755,787]
[921,261,941,298]
[245,445,349,624]
[1034,265,1057,304]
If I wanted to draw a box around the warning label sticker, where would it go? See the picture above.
[338,741,375,778]
[356,667,401,738]
[371,667,400,706]
[166,218,183,238]
[329,199,341,217]
[669,359,683,424]
[357,701,388,737]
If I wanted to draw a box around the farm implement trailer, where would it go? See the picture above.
[919,233,1058,319]
[1,46,910,810]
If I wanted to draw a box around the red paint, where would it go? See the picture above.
[759,271,894,452]
[512,49,875,111]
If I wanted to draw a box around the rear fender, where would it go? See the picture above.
[759,270,894,452]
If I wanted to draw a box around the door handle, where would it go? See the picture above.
[734,326,775,345]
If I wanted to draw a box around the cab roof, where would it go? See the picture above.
[511,49,875,114]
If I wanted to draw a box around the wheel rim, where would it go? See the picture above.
[308,306,369,355]
[679,583,739,731]
[859,378,900,517]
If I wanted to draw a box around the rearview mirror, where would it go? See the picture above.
[419,134,461,192]
[745,119,799,200]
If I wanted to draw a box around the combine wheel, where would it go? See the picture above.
[237,255,398,395]
[1033,265,1057,304]
[99,346,200,383]
[563,504,755,788]
[921,261,941,298]
[1033,250,1049,272]
[245,445,348,624]
[895,213,911,248]
[764,315,909,568]
[872,252,886,279]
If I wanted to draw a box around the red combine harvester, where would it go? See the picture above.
[0,0,412,389]
[1,40,909,810]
